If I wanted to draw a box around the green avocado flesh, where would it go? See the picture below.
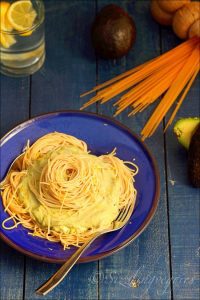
[174,117,200,149]
[18,146,121,234]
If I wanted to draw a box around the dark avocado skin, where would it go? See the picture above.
[91,4,136,59]
[188,124,200,187]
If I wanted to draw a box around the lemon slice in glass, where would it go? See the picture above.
[7,0,37,32]
[0,1,13,31]
[0,2,16,48]
[0,32,16,48]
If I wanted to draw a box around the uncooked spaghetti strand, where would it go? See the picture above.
[80,37,199,98]
[114,48,194,107]
[141,45,200,139]
[164,67,200,131]
[128,62,184,113]
[142,61,199,139]
[81,39,198,110]
[114,58,185,116]
[81,49,191,110]
[99,52,189,105]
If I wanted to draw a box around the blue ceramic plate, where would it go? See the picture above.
[0,111,160,263]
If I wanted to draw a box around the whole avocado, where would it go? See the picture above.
[188,124,200,187]
[91,4,136,59]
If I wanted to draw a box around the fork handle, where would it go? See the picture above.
[35,233,100,296]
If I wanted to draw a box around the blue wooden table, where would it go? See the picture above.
[0,1,199,299]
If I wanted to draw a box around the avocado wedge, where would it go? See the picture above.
[174,117,200,149]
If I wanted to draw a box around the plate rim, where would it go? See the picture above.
[0,110,160,263]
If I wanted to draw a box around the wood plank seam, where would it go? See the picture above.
[160,25,174,300]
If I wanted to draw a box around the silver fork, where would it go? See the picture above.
[36,199,135,296]
[0,153,25,186]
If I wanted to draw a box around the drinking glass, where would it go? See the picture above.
[0,0,45,77]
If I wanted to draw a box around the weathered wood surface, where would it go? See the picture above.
[162,28,200,300]
[0,1,199,299]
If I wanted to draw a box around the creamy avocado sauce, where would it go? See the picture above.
[18,146,121,234]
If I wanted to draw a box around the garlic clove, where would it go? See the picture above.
[172,2,200,39]
[188,19,200,38]
[158,0,191,13]
[150,0,173,26]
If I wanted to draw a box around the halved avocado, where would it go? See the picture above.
[174,117,200,149]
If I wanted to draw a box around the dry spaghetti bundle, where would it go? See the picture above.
[81,37,200,140]
[1,132,138,249]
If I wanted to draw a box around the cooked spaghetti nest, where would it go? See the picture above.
[1,132,138,248]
